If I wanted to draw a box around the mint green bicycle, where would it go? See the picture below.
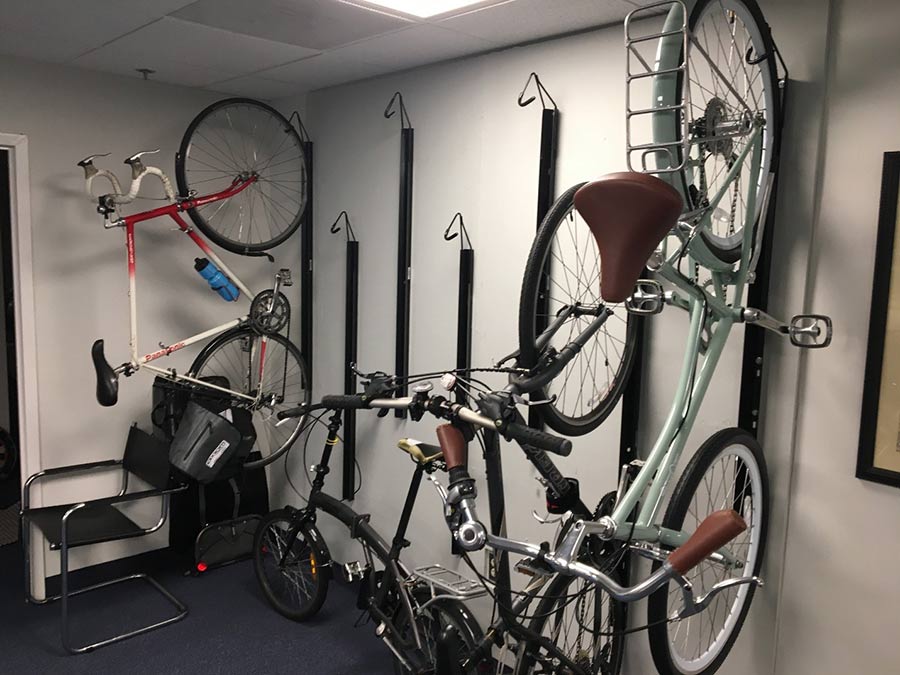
[508,1,832,673]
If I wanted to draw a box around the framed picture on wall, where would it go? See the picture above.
[858,152,900,487]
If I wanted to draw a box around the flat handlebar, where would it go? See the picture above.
[281,392,571,456]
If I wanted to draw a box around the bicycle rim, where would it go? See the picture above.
[254,512,326,621]
[518,185,637,436]
[176,98,307,253]
[669,0,779,263]
[189,328,310,468]
[648,429,769,674]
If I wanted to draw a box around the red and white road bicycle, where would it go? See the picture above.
[79,98,311,466]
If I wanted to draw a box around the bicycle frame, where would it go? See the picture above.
[108,176,271,403]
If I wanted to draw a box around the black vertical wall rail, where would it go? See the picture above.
[344,240,360,499]
[385,92,414,418]
[738,69,789,435]
[445,213,474,405]
[291,113,315,389]
[518,74,560,429]
[331,212,359,500]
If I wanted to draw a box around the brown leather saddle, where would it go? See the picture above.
[573,172,683,303]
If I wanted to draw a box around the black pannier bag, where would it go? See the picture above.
[169,401,256,483]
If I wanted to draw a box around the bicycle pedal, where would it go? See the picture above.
[277,268,293,287]
[514,557,555,578]
[625,279,667,315]
[789,314,832,349]
[342,560,368,582]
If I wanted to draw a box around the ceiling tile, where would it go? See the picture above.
[261,52,394,90]
[336,24,495,70]
[173,0,412,51]
[439,0,635,45]
[71,17,319,86]
[0,0,196,62]
[208,74,306,100]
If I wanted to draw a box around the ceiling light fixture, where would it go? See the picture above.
[353,0,494,19]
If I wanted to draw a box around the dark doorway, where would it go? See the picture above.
[0,148,20,538]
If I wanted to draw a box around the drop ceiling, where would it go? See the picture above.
[0,0,660,99]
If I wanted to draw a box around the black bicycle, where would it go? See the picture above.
[273,372,628,675]
[253,400,485,673]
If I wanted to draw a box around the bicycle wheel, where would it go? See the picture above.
[518,184,638,436]
[647,428,769,675]
[392,589,484,674]
[515,570,625,675]
[658,0,780,263]
[189,327,310,469]
[253,509,329,621]
[176,98,307,254]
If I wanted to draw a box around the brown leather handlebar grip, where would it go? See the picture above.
[668,510,747,576]
[435,424,467,471]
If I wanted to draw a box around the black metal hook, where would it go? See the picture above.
[384,91,412,129]
[745,46,768,66]
[444,212,472,250]
[517,72,557,110]
[287,110,311,143]
[330,210,357,242]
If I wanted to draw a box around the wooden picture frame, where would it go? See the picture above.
[858,152,900,487]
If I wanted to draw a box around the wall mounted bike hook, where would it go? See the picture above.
[517,72,558,110]
[443,212,472,250]
[287,110,311,142]
[330,210,357,242]
[384,91,412,129]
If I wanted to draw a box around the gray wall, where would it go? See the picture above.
[773,0,900,672]
[0,56,305,582]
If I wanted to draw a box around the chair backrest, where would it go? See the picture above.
[123,424,172,490]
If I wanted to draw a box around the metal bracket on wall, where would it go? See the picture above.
[331,211,359,500]
[289,111,315,390]
[385,92,414,418]
[444,213,474,406]
[518,73,560,429]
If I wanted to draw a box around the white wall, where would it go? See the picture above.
[774,0,900,672]
[0,56,305,586]
[272,9,821,673]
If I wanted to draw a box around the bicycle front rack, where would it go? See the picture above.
[624,0,691,174]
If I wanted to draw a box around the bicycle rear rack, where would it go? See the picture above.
[625,0,691,174]
[412,565,486,601]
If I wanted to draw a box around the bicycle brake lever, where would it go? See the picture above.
[674,575,764,619]
[78,152,110,168]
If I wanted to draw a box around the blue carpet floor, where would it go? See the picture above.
[0,543,395,674]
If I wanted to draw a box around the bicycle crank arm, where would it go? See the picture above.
[674,574,764,619]
[743,308,833,348]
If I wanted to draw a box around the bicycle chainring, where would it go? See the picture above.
[249,290,290,335]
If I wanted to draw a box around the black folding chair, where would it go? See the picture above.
[20,424,188,654]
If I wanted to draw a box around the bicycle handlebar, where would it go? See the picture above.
[78,152,177,208]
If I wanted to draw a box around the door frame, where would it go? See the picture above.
[1,133,44,596]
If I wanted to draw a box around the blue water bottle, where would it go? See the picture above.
[194,258,239,302]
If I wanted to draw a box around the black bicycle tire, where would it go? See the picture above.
[517,183,639,436]
[253,509,329,622]
[647,427,770,675]
[674,0,781,264]
[516,570,626,674]
[189,327,310,470]
[175,97,307,254]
